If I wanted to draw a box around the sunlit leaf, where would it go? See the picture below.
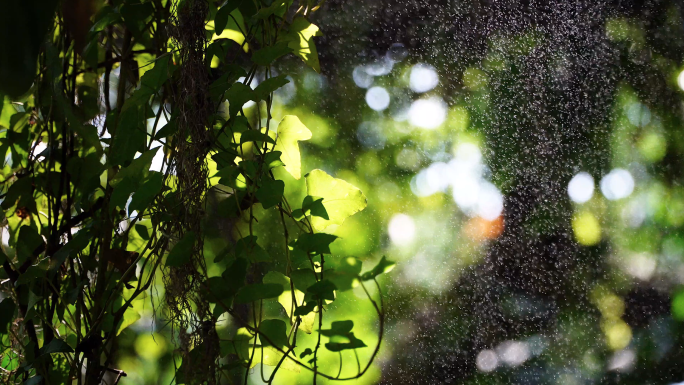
[305,169,367,232]
[115,307,141,336]
[274,115,311,179]
[283,18,323,72]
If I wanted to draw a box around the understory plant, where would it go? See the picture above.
[0,0,394,383]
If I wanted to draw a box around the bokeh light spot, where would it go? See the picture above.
[388,214,416,246]
[568,172,595,204]
[476,349,498,372]
[408,97,447,129]
[572,211,601,245]
[353,66,373,88]
[409,63,438,93]
[365,86,390,111]
[601,168,635,200]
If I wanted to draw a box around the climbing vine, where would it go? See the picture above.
[0,0,394,384]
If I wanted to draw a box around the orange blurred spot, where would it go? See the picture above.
[464,216,504,241]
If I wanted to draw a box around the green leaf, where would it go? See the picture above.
[252,0,290,20]
[235,235,270,262]
[259,319,288,349]
[263,271,315,333]
[295,233,338,255]
[360,256,396,281]
[240,130,276,144]
[111,147,160,186]
[119,2,154,38]
[40,339,74,355]
[273,115,312,180]
[16,226,43,264]
[293,301,316,317]
[302,196,329,220]
[252,44,293,67]
[206,276,234,304]
[109,176,136,211]
[166,232,195,267]
[110,107,147,166]
[134,224,150,240]
[1,175,32,210]
[299,348,313,358]
[234,283,284,304]
[283,18,323,72]
[215,0,244,35]
[222,257,248,292]
[67,152,105,193]
[214,165,242,188]
[227,83,257,119]
[129,172,163,213]
[255,178,284,209]
[206,39,236,67]
[121,87,153,113]
[327,257,362,291]
[154,116,178,139]
[16,265,47,285]
[291,209,305,221]
[305,169,367,233]
[307,279,336,301]
[140,55,172,91]
[325,333,367,352]
[263,151,285,169]
[0,0,59,97]
[254,74,289,101]
[319,320,354,337]
[116,307,141,336]
[209,66,248,102]
[24,290,43,321]
[52,228,92,268]
[0,298,16,333]
[90,6,121,34]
